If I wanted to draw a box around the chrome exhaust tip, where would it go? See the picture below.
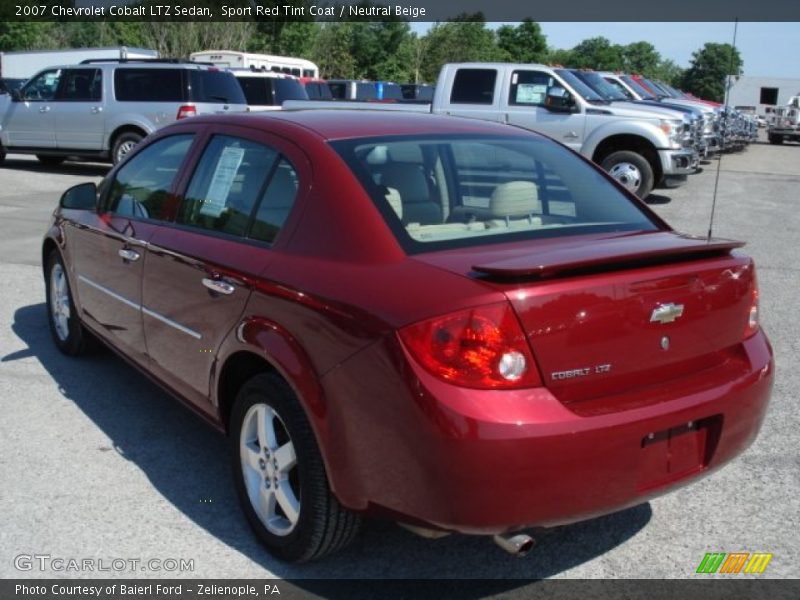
[493,532,535,557]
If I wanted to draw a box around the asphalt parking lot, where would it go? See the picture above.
[0,139,798,583]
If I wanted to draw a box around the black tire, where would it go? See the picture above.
[768,134,783,145]
[36,155,65,167]
[111,131,143,165]
[230,373,361,563]
[601,150,655,199]
[45,251,92,356]
[0,145,6,165]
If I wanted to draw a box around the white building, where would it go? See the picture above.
[726,75,800,115]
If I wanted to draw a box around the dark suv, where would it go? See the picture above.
[0,59,247,166]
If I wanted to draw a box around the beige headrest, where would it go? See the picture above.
[488,181,541,218]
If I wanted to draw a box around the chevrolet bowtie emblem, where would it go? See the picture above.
[650,303,685,324]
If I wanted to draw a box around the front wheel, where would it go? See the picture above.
[601,150,655,199]
[112,132,143,165]
[768,134,783,145]
[45,252,91,356]
[230,373,361,563]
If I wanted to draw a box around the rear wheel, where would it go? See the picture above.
[601,150,654,199]
[230,373,360,563]
[768,134,783,145]
[36,155,65,167]
[112,131,143,165]
[45,252,91,356]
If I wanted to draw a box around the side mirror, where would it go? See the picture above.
[545,87,576,113]
[60,182,97,211]
[11,88,22,102]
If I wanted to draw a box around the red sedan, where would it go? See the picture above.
[43,111,773,562]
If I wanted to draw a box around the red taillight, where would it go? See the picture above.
[176,105,197,120]
[399,302,542,389]
[744,276,760,339]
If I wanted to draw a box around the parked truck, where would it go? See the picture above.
[285,62,699,198]
[768,95,800,144]
[0,47,158,79]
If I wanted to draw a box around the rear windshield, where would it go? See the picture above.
[332,135,658,254]
[273,78,308,103]
[189,70,246,104]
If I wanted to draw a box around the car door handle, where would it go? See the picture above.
[39,106,50,113]
[563,131,579,139]
[118,248,140,262]
[202,278,235,295]
[90,106,103,114]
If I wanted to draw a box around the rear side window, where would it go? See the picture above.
[115,68,184,102]
[450,69,496,105]
[189,70,246,104]
[105,134,194,221]
[179,135,299,244]
[59,69,102,101]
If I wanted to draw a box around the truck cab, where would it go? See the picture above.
[433,63,698,198]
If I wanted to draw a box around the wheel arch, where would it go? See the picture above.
[591,134,663,184]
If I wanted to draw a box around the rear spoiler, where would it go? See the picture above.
[473,232,744,279]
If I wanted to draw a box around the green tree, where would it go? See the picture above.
[0,22,55,51]
[419,15,501,83]
[545,47,574,67]
[651,59,684,87]
[496,19,547,64]
[622,41,660,75]
[310,22,356,79]
[569,36,624,70]
[682,43,743,102]
[351,21,413,81]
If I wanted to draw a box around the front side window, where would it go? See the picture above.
[21,69,61,101]
[179,135,299,244]
[508,70,554,107]
[105,134,194,220]
[333,135,658,253]
[59,69,102,101]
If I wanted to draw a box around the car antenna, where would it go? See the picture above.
[708,18,739,241]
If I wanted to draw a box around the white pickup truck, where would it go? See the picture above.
[768,95,800,145]
[285,62,698,198]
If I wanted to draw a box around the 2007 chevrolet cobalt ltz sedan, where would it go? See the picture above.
[42,111,773,562]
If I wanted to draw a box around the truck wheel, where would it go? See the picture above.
[37,155,65,167]
[230,372,361,563]
[768,134,783,145]
[601,151,654,199]
[112,132,143,165]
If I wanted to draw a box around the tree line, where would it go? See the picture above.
[0,15,742,102]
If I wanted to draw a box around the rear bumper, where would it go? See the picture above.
[319,331,773,535]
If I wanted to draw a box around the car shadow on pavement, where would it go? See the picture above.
[6,302,652,585]
[644,193,672,205]
[0,157,110,178]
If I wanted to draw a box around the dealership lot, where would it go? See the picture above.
[0,141,798,580]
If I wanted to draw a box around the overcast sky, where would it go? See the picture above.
[412,22,800,79]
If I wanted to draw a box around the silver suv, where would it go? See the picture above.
[0,59,248,166]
